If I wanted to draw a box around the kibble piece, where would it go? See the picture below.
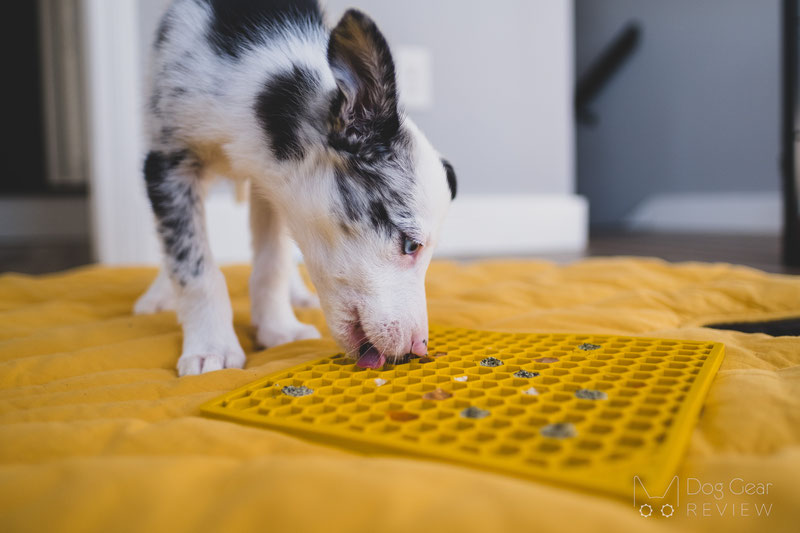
[575,388,608,400]
[461,406,490,419]
[432,351,448,357]
[387,411,419,422]
[480,357,503,367]
[578,343,602,351]
[281,385,314,397]
[534,357,559,364]
[514,370,540,378]
[423,388,452,401]
[540,422,577,438]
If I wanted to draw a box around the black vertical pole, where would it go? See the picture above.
[782,0,800,265]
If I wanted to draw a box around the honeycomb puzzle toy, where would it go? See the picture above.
[200,327,725,498]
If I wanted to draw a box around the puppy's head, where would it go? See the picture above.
[298,9,456,367]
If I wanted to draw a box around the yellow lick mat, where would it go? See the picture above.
[0,258,799,533]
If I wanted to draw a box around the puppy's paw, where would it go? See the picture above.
[177,345,246,376]
[256,320,320,349]
[133,282,176,315]
[291,291,320,309]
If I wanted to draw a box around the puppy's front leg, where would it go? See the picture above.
[289,262,320,309]
[144,150,245,375]
[249,185,320,348]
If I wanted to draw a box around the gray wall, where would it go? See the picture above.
[324,0,574,196]
[576,0,781,227]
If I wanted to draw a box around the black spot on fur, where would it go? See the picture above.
[204,0,323,59]
[369,200,392,233]
[256,66,319,160]
[442,159,457,200]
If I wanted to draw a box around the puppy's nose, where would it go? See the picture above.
[410,338,428,357]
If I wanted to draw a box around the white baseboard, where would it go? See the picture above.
[108,186,589,265]
[0,197,89,241]
[205,191,589,264]
[438,194,588,257]
[626,192,781,233]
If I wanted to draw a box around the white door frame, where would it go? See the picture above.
[81,0,160,264]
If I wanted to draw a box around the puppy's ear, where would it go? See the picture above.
[442,159,457,200]
[327,9,400,156]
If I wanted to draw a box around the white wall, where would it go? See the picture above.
[85,0,583,264]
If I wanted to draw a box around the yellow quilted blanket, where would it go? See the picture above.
[1,259,798,533]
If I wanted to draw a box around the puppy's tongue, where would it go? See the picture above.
[356,345,386,369]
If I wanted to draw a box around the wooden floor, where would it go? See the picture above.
[0,232,797,275]
[586,231,799,275]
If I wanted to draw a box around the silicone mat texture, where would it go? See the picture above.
[200,326,725,498]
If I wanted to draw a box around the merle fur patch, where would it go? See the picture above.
[255,66,320,161]
[144,150,205,285]
[333,152,414,238]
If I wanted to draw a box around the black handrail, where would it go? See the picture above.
[575,22,642,125]
[781,0,800,265]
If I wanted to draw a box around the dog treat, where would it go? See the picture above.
[522,387,539,396]
[453,376,468,382]
[418,356,436,364]
[575,388,608,400]
[373,378,387,387]
[423,388,452,401]
[281,385,314,397]
[534,357,559,364]
[540,422,577,439]
[387,410,419,422]
[578,343,602,351]
[461,406,490,419]
[432,351,448,357]
[480,357,503,367]
[514,370,539,378]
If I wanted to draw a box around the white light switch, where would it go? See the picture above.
[394,46,434,111]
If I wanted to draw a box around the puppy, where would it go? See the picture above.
[135,0,457,375]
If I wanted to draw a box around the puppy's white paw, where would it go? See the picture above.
[256,320,320,349]
[291,291,320,309]
[177,345,246,376]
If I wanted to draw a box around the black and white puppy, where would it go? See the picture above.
[135,0,457,375]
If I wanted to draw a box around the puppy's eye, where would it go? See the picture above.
[402,236,422,255]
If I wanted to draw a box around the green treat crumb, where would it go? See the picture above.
[281,385,314,397]
[578,343,602,351]
[461,406,490,419]
[575,388,608,400]
[540,422,577,438]
[514,370,539,378]
[480,357,503,367]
